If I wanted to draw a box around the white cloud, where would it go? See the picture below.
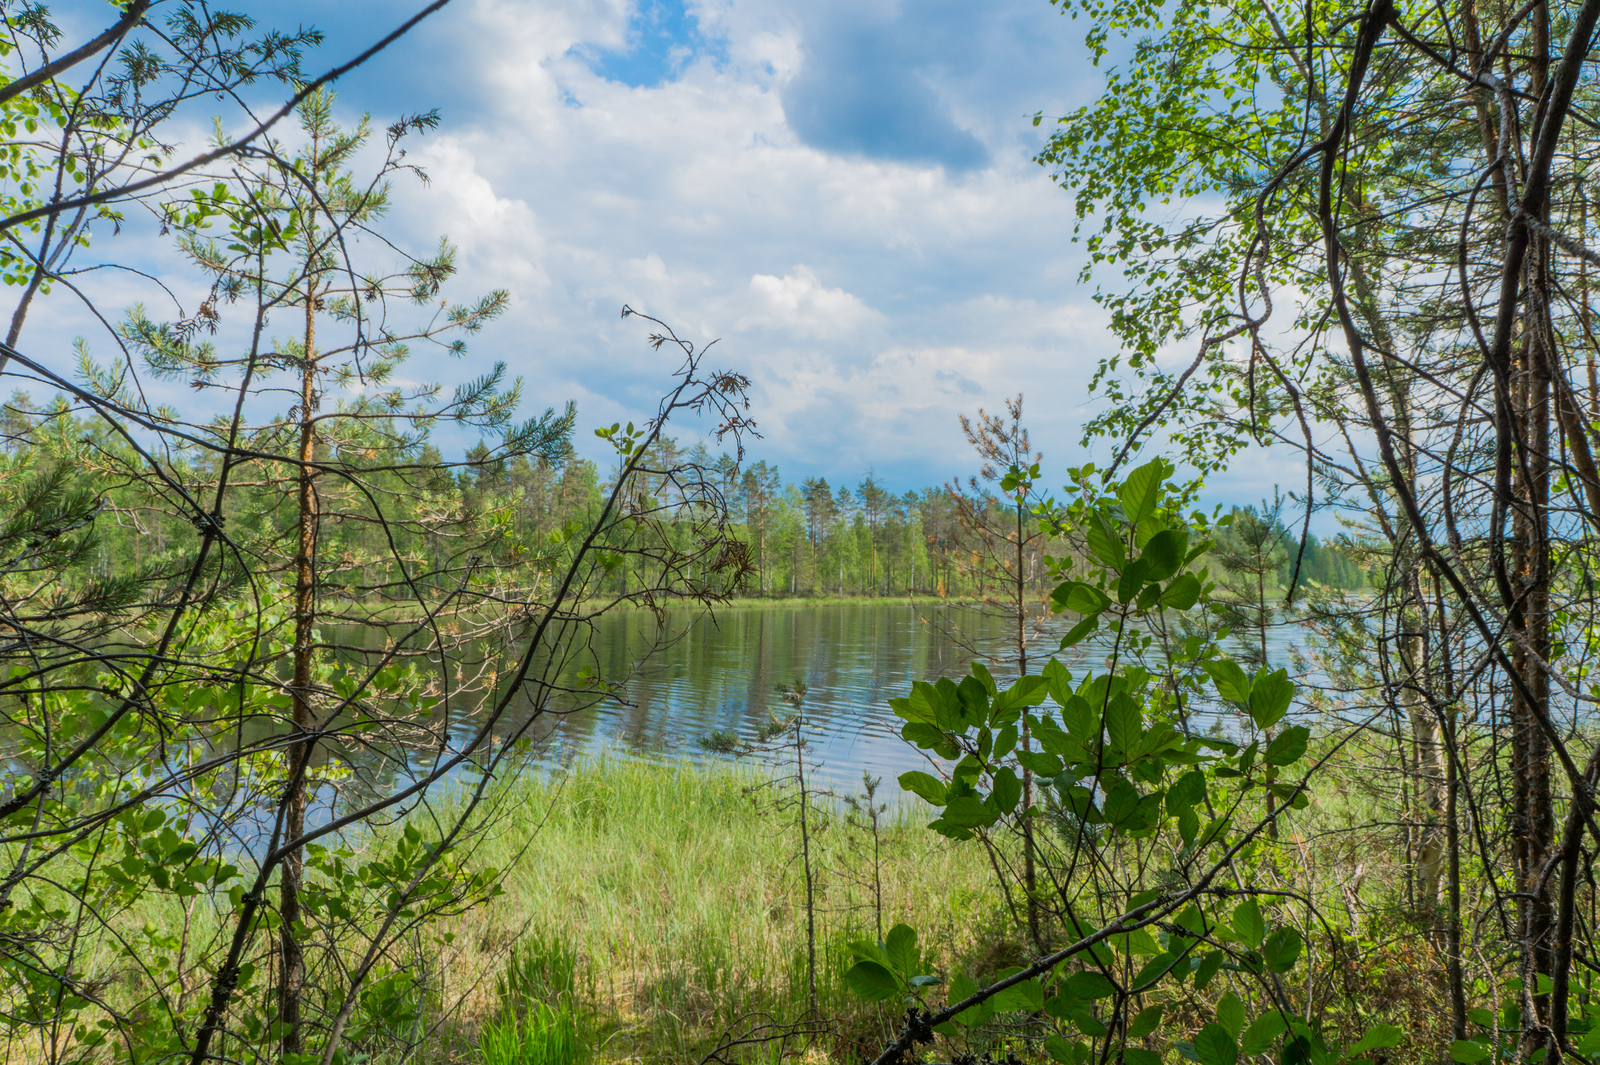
[13,0,1155,494]
[740,267,879,337]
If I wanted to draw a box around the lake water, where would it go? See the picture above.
[501,600,1308,800]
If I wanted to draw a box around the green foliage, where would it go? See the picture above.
[859,459,1392,1064]
[843,923,942,1002]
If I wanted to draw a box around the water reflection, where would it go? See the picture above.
[492,602,1307,799]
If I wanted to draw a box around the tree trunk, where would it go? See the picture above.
[1405,568,1449,918]
[1512,10,1557,1041]
[1015,501,1040,951]
[281,238,321,1060]
[1511,327,1556,1050]
[1347,251,1448,906]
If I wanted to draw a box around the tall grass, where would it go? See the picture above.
[479,1002,585,1065]
[22,742,1498,1064]
[418,756,999,1063]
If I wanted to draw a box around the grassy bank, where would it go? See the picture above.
[38,737,1480,1065]
[415,758,998,1063]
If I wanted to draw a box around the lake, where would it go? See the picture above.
[499,600,1310,800]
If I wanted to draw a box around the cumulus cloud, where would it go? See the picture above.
[359,0,1122,486]
[740,268,880,338]
[21,0,1146,494]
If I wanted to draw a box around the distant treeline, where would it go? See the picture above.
[5,393,1364,601]
[471,438,1369,600]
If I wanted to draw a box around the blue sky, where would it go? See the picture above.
[25,0,1304,509]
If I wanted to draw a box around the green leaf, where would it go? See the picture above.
[1125,791,1164,833]
[844,961,900,1001]
[1055,581,1112,616]
[1345,1024,1404,1058]
[1046,1035,1076,1064]
[893,685,939,725]
[987,967,1038,1011]
[1195,816,1231,849]
[1060,784,1103,826]
[1262,927,1303,973]
[900,722,959,759]
[1248,669,1294,729]
[1128,1004,1164,1039]
[1035,715,1075,758]
[1241,1012,1289,1055]
[1043,657,1073,704]
[1060,613,1100,648]
[849,936,890,968]
[993,722,1019,760]
[1059,694,1096,740]
[932,677,964,729]
[898,771,947,805]
[1264,726,1311,766]
[1160,572,1203,610]
[947,972,983,1027]
[1231,900,1265,949]
[1173,903,1206,936]
[1217,991,1245,1038]
[1194,1022,1239,1065]
[1124,1050,1163,1065]
[1016,978,1046,1010]
[1102,777,1142,827]
[957,676,990,727]
[1017,749,1064,776]
[927,817,974,840]
[992,766,1023,815]
[1105,695,1142,756]
[1194,950,1225,990]
[1045,991,1079,1019]
[1133,951,1181,989]
[1119,927,1160,956]
[1066,970,1117,999]
[992,676,1048,723]
[1136,582,1161,611]
[1449,1041,1488,1064]
[1119,459,1166,523]
[885,923,918,976]
[1118,557,1152,603]
[1086,510,1127,566]
[1132,513,1169,549]
[1178,806,1200,844]
[1204,660,1251,704]
[942,796,998,828]
[1141,528,1185,581]
[971,661,998,695]
[1167,769,1206,811]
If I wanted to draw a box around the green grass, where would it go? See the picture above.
[418,757,998,1063]
[15,739,1499,1065]
[479,1001,585,1065]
